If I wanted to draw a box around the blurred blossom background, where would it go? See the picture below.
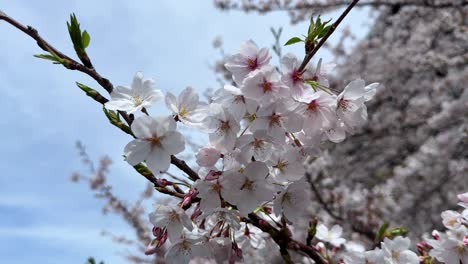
[1,0,467,263]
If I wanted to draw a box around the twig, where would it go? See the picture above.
[246,214,327,264]
[0,11,200,184]
[305,173,375,241]
[297,0,359,73]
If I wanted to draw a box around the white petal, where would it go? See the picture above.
[146,147,171,173]
[104,100,135,112]
[124,140,152,165]
[131,116,155,139]
[160,131,185,155]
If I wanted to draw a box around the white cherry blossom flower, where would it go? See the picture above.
[241,66,289,103]
[281,53,311,99]
[273,178,311,223]
[196,145,221,167]
[428,230,468,264]
[250,99,303,144]
[124,116,185,174]
[344,249,384,264]
[336,79,379,133]
[212,85,258,122]
[225,40,271,85]
[381,236,419,264]
[193,179,222,211]
[236,130,274,163]
[105,71,163,113]
[164,233,211,264]
[315,224,346,247]
[268,146,306,182]
[297,90,337,137]
[204,104,241,151]
[149,204,193,242]
[306,58,336,88]
[441,210,463,229]
[165,86,207,126]
[219,161,274,215]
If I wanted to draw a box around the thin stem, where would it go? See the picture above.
[0,11,200,192]
[297,0,360,73]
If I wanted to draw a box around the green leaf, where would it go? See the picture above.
[76,82,93,93]
[375,221,389,242]
[82,30,90,49]
[284,37,303,46]
[34,54,60,62]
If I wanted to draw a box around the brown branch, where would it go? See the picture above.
[305,173,376,241]
[0,11,200,185]
[246,214,328,264]
[297,0,359,73]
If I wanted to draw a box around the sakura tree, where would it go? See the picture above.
[1,0,467,263]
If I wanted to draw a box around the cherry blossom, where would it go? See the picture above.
[380,236,419,264]
[281,53,310,99]
[203,104,240,151]
[164,233,211,264]
[149,205,193,242]
[124,115,185,174]
[195,145,221,167]
[219,161,274,215]
[273,178,311,223]
[241,65,289,103]
[165,86,207,126]
[105,71,163,113]
[315,224,346,247]
[224,40,271,85]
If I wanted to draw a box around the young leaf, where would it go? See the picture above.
[82,30,90,49]
[284,37,303,46]
[33,54,60,62]
[375,221,389,242]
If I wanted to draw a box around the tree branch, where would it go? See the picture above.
[297,0,359,73]
[0,11,200,193]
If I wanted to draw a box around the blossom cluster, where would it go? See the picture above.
[104,40,380,262]
[343,192,468,264]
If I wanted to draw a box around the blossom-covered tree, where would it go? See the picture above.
[1,0,467,263]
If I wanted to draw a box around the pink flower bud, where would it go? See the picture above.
[191,203,202,221]
[432,230,440,240]
[156,178,172,187]
[196,146,221,167]
[182,188,198,207]
[205,170,222,180]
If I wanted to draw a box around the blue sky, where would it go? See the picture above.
[0,1,371,263]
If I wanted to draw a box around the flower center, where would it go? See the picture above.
[307,100,319,112]
[260,79,273,93]
[211,182,222,192]
[132,95,143,106]
[270,113,282,126]
[338,98,349,111]
[149,136,162,146]
[291,69,302,84]
[219,120,231,132]
[252,138,264,149]
[247,57,258,70]
[273,160,288,171]
[179,106,189,117]
[241,178,254,190]
[391,251,400,260]
[234,95,246,104]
